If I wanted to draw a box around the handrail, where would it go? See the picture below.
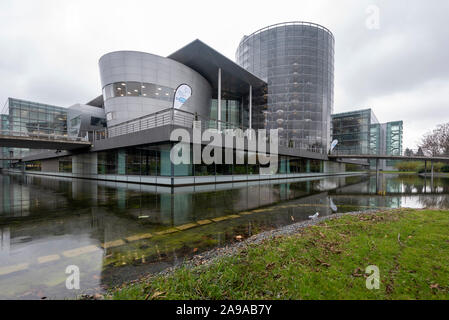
[0,128,89,142]
[330,148,449,158]
[90,108,326,155]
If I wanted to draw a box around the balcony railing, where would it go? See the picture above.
[90,108,326,154]
[91,108,249,140]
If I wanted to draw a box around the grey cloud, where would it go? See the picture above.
[0,0,448,150]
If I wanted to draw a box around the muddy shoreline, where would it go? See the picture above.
[99,208,402,298]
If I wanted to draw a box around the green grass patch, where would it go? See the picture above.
[108,209,449,300]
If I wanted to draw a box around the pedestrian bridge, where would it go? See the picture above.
[0,131,91,151]
[328,154,449,162]
[329,152,449,178]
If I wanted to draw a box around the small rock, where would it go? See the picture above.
[94,293,104,300]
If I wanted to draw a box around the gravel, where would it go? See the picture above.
[156,208,388,277]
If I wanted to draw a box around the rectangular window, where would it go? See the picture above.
[90,117,106,127]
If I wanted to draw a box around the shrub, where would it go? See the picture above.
[394,161,422,172]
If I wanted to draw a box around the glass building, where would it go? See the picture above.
[21,144,325,177]
[3,36,368,185]
[331,109,379,154]
[385,121,403,167]
[236,22,335,151]
[0,114,9,168]
[331,108,403,169]
[0,98,67,167]
[2,98,67,136]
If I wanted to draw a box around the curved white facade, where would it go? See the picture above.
[99,51,212,127]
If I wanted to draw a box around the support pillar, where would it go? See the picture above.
[431,160,434,191]
[424,160,427,193]
[376,158,380,193]
[217,68,221,132]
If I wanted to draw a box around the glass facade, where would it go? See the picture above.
[0,98,67,168]
[236,22,335,151]
[210,98,243,128]
[369,123,381,155]
[331,109,403,169]
[23,144,324,176]
[331,109,377,154]
[102,81,175,102]
[3,98,67,135]
[0,115,9,168]
[385,121,403,167]
[58,156,72,173]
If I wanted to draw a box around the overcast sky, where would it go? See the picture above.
[1,0,448,149]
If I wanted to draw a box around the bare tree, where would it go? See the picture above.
[436,123,449,155]
[419,122,449,156]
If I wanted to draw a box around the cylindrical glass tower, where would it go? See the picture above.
[236,22,334,152]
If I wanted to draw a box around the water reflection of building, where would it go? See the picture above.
[1,173,365,225]
[0,228,10,258]
[2,172,448,298]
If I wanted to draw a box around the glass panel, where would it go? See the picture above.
[126,82,141,96]
[104,82,175,102]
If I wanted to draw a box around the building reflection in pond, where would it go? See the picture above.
[0,173,448,299]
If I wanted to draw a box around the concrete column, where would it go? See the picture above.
[72,153,98,176]
[41,158,59,173]
[217,68,221,131]
[376,158,380,193]
[431,161,434,190]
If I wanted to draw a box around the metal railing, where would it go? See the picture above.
[330,148,449,159]
[0,126,89,142]
[92,108,248,140]
[89,108,327,154]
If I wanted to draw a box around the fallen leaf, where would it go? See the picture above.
[146,291,166,300]
[386,283,394,294]
[266,262,275,270]
[430,283,440,290]
[352,268,363,277]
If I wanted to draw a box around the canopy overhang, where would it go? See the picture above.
[168,39,266,97]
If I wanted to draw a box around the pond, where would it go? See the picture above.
[0,172,448,299]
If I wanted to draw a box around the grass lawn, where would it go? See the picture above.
[108,209,449,300]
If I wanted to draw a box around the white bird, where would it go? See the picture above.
[309,212,320,220]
